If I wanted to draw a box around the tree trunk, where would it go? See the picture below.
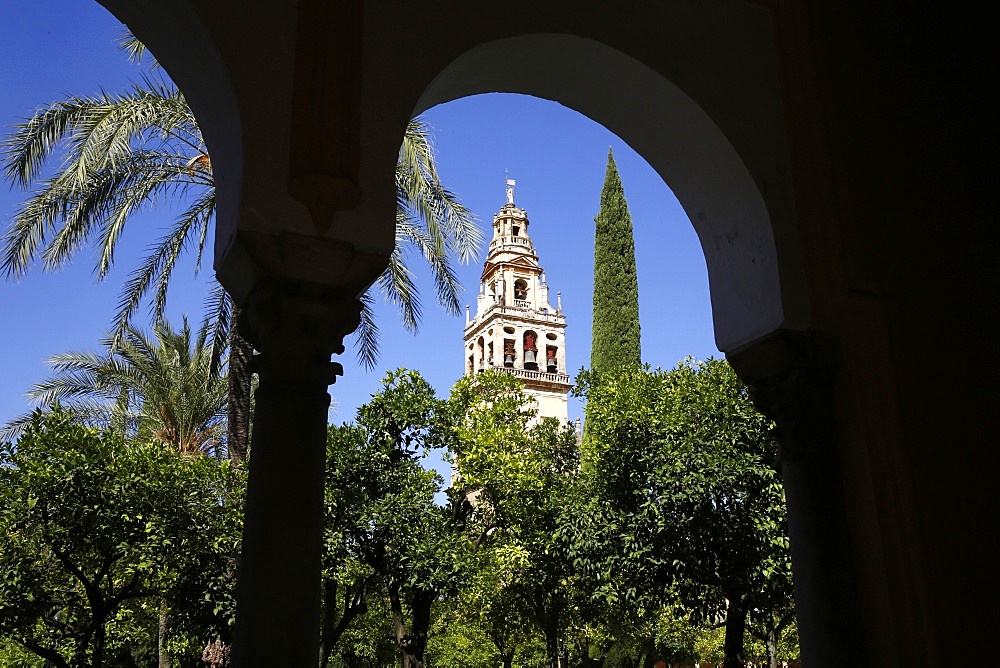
[490,632,515,668]
[158,600,171,668]
[319,578,338,668]
[408,589,433,666]
[226,303,253,464]
[389,581,425,668]
[767,625,779,668]
[722,595,748,668]
[92,621,106,668]
[544,622,560,668]
[320,576,370,668]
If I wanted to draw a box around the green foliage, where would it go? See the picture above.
[325,589,398,666]
[427,599,507,668]
[590,148,641,374]
[449,369,582,667]
[0,635,46,667]
[575,358,794,666]
[0,408,244,667]
[323,369,471,667]
[0,42,483,369]
[0,360,797,667]
[1,317,228,454]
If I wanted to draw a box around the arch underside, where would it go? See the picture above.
[414,32,810,353]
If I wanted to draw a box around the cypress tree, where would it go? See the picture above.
[591,147,641,373]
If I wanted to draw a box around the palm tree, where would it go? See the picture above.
[0,317,228,455]
[1,40,482,462]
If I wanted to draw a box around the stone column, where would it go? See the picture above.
[231,279,361,667]
[731,331,866,668]
[557,334,566,375]
[514,327,523,369]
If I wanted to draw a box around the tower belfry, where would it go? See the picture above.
[464,177,572,421]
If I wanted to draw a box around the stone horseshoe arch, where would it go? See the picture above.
[412,33,810,354]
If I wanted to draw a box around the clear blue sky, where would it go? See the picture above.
[0,1,720,466]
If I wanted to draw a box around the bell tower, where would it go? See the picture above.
[464,177,572,421]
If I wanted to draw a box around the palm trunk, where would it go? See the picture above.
[226,303,253,464]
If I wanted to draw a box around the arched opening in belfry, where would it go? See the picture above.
[522,330,539,370]
[503,337,516,367]
[513,278,528,304]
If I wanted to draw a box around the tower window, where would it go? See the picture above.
[514,279,528,302]
[512,226,520,237]
[503,339,515,366]
[523,331,539,370]
[546,346,558,373]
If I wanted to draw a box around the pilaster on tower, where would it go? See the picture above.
[464,177,572,422]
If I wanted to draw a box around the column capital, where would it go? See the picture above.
[240,277,362,389]
[727,329,837,463]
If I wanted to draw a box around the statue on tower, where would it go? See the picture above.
[506,173,516,205]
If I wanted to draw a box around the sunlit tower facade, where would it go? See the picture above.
[463,178,572,421]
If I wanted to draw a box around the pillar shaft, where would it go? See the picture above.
[232,280,361,667]
[731,331,867,668]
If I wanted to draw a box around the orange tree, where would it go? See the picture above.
[0,408,243,666]
[570,359,794,668]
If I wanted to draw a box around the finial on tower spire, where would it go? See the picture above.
[505,170,516,205]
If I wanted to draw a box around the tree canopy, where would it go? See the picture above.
[0,317,228,455]
[590,148,641,374]
[1,36,483,460]
[0,408,244,667]
[575,359,793,668]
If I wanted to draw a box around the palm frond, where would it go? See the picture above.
[352,291,380,371]
[10,318,229,453]
[202,281,233,378]
[109,189,215,348]
[144,190,215,320]
[119,30,161,70]
[1,85,208,282]
[395,211,462,317]
[350,116,484,370]
[397,118,483,263]
[2,68,481,377]
[377,212,422,332]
